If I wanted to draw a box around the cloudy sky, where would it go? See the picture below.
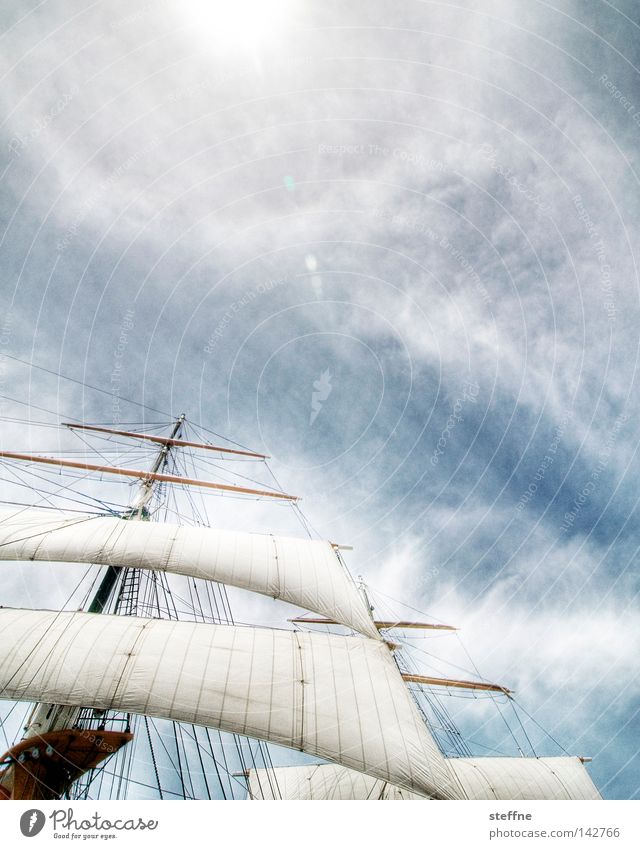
[0,0,639,799]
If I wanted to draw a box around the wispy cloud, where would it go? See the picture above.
[0,0,638,798]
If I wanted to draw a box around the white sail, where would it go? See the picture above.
[247,763,426,799]
[449,756,601,800]
[0,509,378,639]
[0,608,463,799]
[246,758,600,800]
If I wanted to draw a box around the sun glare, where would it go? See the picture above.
[185,0,293,51]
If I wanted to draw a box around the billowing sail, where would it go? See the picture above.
[0,608,462,799]
[247,763,426,799]
[449,756,601,800]
[0,509,377,639]
[246,758,600,800]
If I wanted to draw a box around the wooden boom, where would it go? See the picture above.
[374,620,457,631]
[401,673,511,695]
[0,452,298,501]
[62,422,268,459]
[289,617,457,631]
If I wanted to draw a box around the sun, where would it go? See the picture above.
[183,0,294,51]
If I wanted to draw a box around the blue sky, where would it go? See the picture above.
[0,0,639,799]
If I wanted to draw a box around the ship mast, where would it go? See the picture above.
[86,413,186,615]
[24,414,186,738]
[0,416,194,798]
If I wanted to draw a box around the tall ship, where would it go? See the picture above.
[0,415,600,800]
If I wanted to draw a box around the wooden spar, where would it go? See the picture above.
[288,616,457,631]
[62,422,268,459]
[0,451,299,501]
[289,617,352,625]
[401,673,511,695]
[374,620,457,631]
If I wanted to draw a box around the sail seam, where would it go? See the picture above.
[293,631,305,750]
[270,535,281,598]
[108,617,152,708]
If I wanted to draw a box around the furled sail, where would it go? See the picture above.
[245,758,601,800]
[0,509,378,639]
[0,608,463,799]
